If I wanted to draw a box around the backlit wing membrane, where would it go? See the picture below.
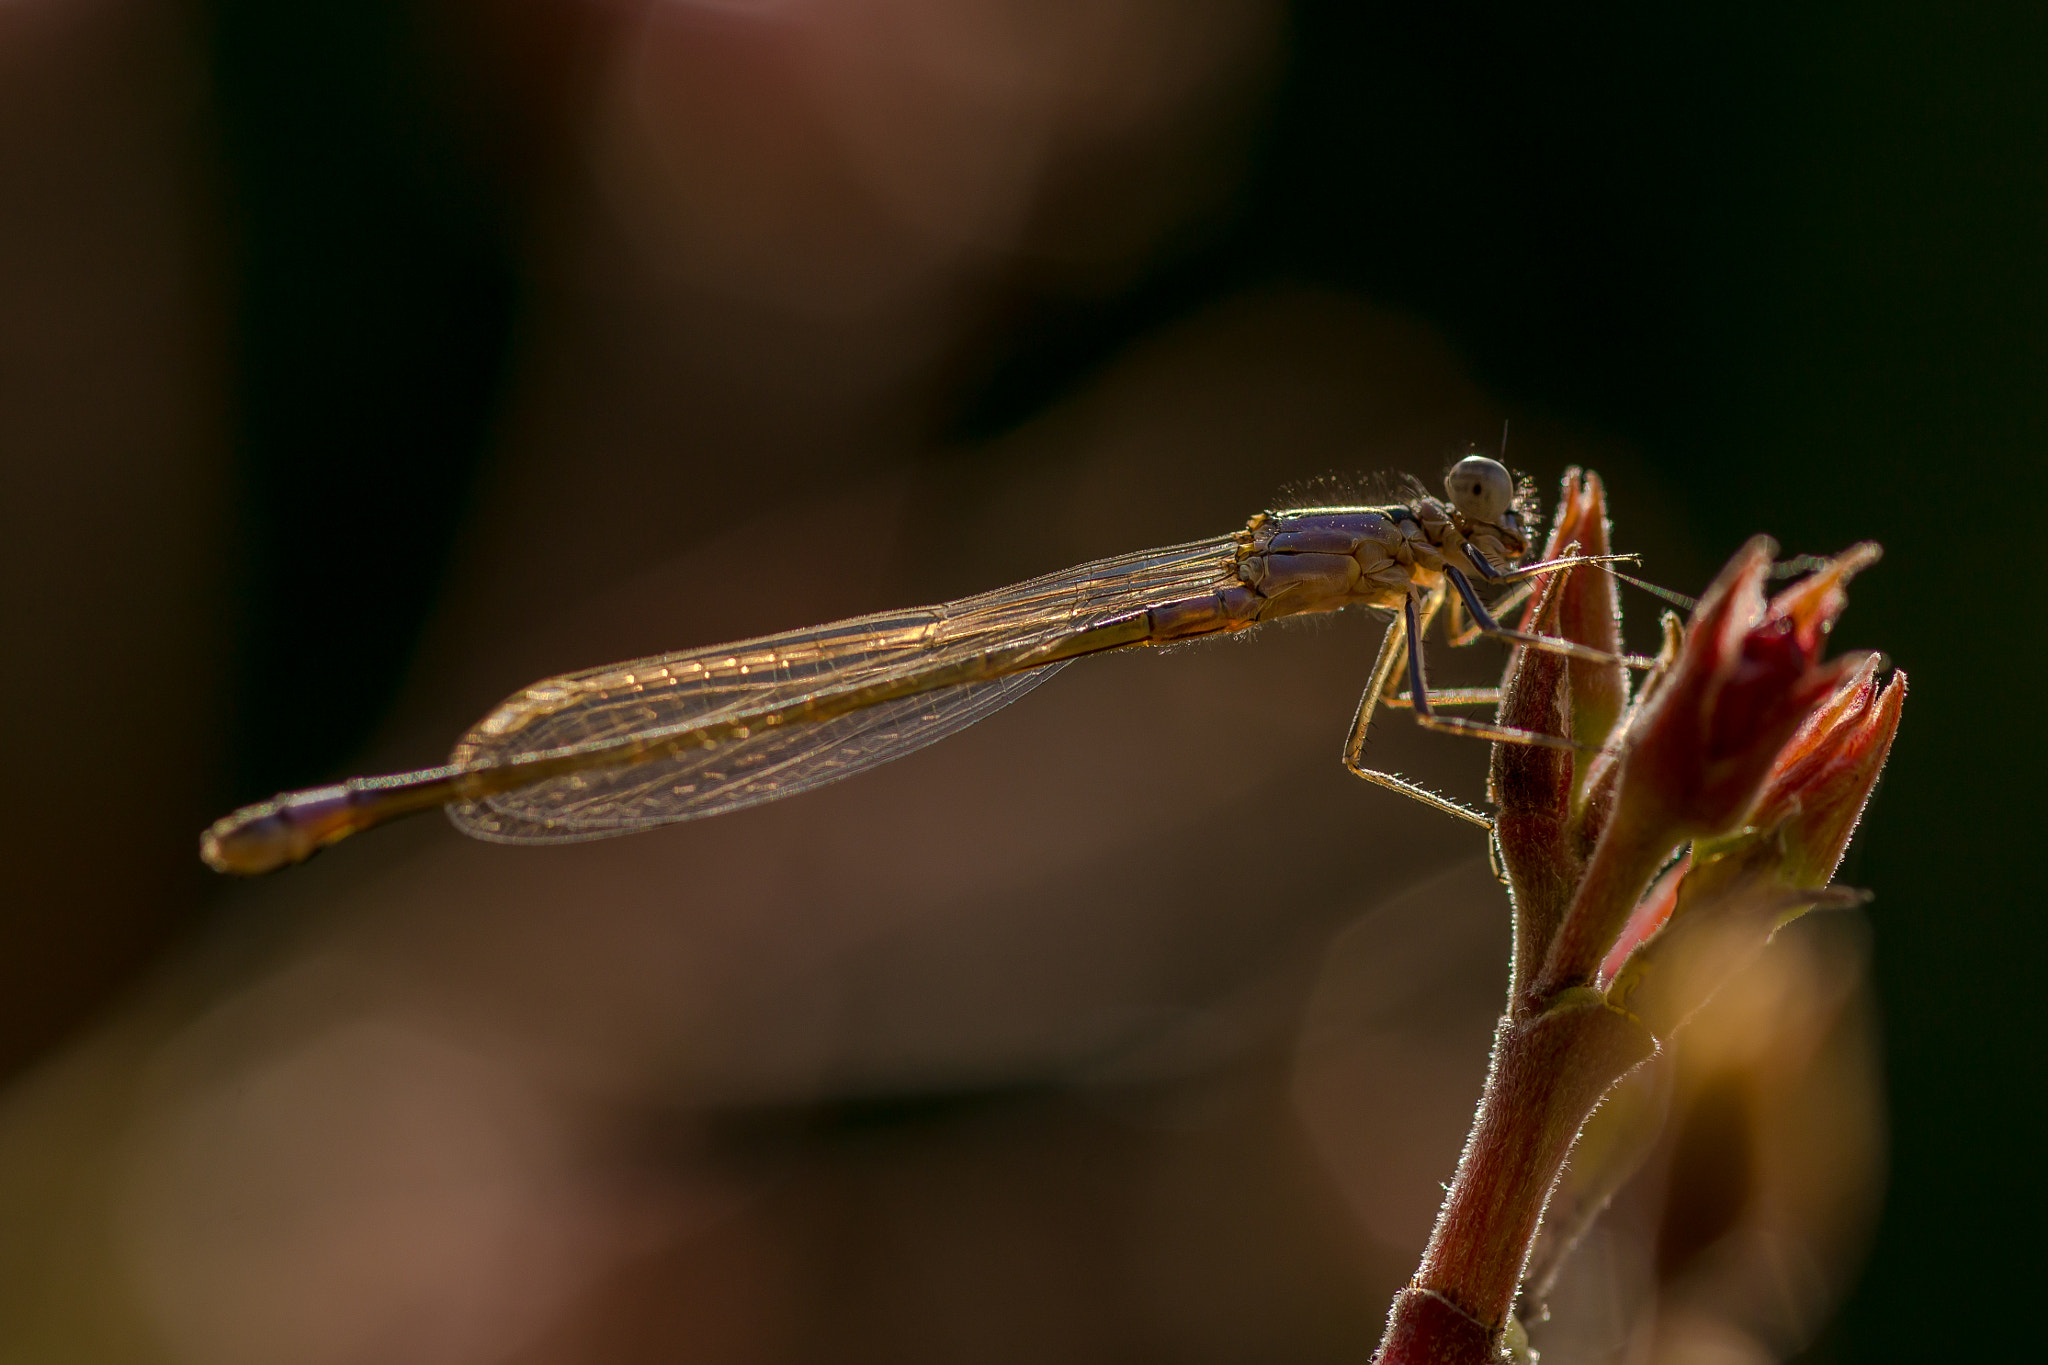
[448,535,1239,842]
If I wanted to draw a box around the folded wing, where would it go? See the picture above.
[447,535,1239,842]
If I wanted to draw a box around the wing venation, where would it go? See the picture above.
[447,535,1239,842]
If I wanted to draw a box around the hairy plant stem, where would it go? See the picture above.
[1376,992,1655,1363]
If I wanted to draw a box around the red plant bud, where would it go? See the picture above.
[1604,664,1904,1033]
[1520,469,1626,757]
[1493,567,1582,994]
[1612,538,1880,841]
[1536,539,1881,998]
[1745,655,1907,888]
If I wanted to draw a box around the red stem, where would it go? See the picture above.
[1375,994,1655,1363]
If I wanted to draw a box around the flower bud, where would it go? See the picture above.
[1535,540,1881,998]
[1493,567,1581,992]
[1606,663,1905,1033]
[1520,469,1626,759]
[1743,654,1906,889]
[1612,538,1880,842]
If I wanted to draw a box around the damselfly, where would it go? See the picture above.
[201,457,1645,875]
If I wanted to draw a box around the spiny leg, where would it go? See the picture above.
[1456,541,1652,665]
[1443,586,1470,645]
[1444,563,1656,669]
[1470,543,1697,620]
[1400,591,1582,751]
[1462,542,1637,588]
[1387,576,1505,707]
[1385,554,1593,714]
[1342,589,1492,830]
[1383,687,1500,711]
[1445,576,1536,648]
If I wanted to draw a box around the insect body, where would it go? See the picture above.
[201,457,1633,874]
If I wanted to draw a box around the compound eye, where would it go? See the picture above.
[1446,456,1514,524]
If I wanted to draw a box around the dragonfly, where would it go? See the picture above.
[201,456,1648,875]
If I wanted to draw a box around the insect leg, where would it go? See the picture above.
[1444,565,1656,669]
[1463,543,1636,585]
[1443,585,1475,647]
[1383,687,1501,710]
[1446,576,1536,648]
[1384,576,1521,708]
[1342,591,1493,829]
[1402,591,1585,751]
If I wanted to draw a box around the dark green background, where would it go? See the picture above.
[210,1,2043,1356]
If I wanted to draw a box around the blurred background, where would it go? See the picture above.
[0,1,2035,1361]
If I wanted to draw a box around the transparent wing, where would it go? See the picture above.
[451,668,1063,842]
[447,535,1240,842]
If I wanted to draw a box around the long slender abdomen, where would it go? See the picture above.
[200,767,472,874]
[200,785,371,875]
